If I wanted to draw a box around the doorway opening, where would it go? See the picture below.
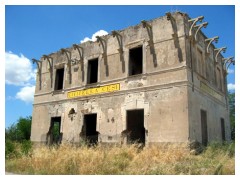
[84,114,98,144]
[126,109,145,144]
[201,110,208,146]
[47,117,62,145]
[221,118,225,141]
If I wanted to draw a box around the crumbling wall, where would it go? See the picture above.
[31,12,229,145]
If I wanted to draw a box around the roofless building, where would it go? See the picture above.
[31,12,233,146]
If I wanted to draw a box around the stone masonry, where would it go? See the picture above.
[31,12,232,146]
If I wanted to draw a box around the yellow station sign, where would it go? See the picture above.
[67,83,120,98]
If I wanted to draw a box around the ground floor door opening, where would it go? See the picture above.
[48,117,62,145]
[126,109,145,145]
[84,114,98,144]
[201,110,208,146]
[221,118,225,142]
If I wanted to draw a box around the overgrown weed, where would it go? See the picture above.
[5,142,235,175]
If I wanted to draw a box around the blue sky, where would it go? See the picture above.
[5,5,235,128]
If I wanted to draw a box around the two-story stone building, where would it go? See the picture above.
[31,11,231,146]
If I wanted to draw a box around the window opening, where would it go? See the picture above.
[129,46,143,76]
[216,67,222,90]
[55,68,64,90]
[87,58,98,84]
[196,48,203,75]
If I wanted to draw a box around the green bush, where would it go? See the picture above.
[21,140,32,156]
[5,140,18,159]
[6,140,33,159]
[5,116,32,142]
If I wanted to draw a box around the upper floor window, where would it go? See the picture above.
[216,67,222,91]
[197,48,205,77]
[55,68,64,90]
[129,46,143,76]
[87,58,98,84]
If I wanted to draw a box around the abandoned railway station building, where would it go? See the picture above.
[31,12,233,146]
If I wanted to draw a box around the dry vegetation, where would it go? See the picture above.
[5,142,235,175]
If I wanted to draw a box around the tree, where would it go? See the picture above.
[5,116,32,142]
[228,92,235,140]
[5,124,18,141]
[16,116,32,140]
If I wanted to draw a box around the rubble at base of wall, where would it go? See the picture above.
[188,140,203,155]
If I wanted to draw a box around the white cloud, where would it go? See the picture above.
[80,30,108,43]
[5,51,36,86]
[5,51,37,103]
[227,83,235,91]
[227,68,234,74]
[15,86,35,103]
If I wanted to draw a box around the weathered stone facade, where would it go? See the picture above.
[31,12,231,146]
